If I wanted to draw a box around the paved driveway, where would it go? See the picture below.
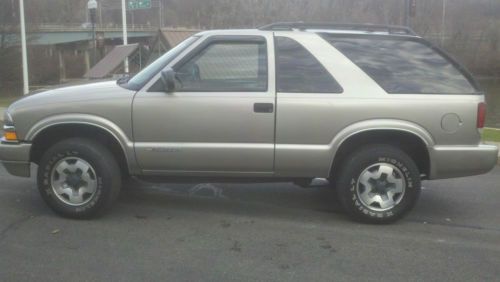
[0,165,499,281]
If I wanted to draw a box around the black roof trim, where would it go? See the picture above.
[258,22,417,36]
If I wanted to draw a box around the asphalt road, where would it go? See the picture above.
[1,164,499,282]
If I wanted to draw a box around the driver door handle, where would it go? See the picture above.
[254,103,274,113]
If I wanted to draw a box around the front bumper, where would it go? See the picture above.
[429,144,498,180]
[0,139,32,177]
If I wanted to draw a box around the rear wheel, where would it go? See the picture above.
[37,138,121,219]
[336,145,421,223]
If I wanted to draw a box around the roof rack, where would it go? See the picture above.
[258,22,417,36]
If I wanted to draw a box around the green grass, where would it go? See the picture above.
[0,96,19,108]
[483,128,500,143]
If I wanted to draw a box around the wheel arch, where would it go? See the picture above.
[329,120,433,178]
[27,114,138,175]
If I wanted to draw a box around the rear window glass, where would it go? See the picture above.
[321,35,477,94]
[275,37,343,93]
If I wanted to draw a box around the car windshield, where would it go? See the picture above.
[123,36,200,90]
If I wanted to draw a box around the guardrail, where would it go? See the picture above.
[2,24,158,33]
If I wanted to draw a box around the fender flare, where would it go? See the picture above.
[26,114,139,174]
[327,119,434,173]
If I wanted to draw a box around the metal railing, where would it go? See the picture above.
[2,24,158,33]
[36,24,157,32]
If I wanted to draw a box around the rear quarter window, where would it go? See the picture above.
[321,34,478,94]
[275,36,343,93]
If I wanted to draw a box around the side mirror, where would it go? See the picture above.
[160,68,176,93]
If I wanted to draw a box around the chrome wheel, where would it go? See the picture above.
[50,157,98,206]
[356,163,405,211]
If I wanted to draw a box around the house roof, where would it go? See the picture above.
[84,43,139,78]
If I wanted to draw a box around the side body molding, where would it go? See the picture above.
[25,114,140,174]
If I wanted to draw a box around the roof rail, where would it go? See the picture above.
[258,22,417,36]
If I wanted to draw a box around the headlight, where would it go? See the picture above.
[2,111,18,142]
[3,111,14,126]
[3,127,18,142]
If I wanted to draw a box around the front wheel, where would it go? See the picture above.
[336,145,421,224]
[37,138,122,219]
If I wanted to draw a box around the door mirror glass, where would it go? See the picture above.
[160,68,176,93]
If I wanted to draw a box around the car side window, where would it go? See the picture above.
[175,40,268,92]
[275,36,343,93]
[321,34,478,94]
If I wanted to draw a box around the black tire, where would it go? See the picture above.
[326,178,336,190]
[37,138,122,219]
[336,145,421,224]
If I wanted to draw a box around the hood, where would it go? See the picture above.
[27,79,113,95]
[8,80,132,112]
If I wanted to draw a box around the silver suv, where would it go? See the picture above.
[1,23,498,223]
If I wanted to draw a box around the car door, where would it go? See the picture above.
[132,33,276,176]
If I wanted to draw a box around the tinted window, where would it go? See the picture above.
[322,35,477,94]
[276,37,342,93]
[175,41,267,92]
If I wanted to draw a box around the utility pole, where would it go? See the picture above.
[404,0,410,27]
[158,0,163,28]
[441,0,446,47]
[121,0,129,73]
[88,0,97,67]
[98,0,103,27]
[404,0,417,28]
[19,0,29,95]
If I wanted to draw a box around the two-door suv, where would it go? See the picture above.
[1,23,498,223]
